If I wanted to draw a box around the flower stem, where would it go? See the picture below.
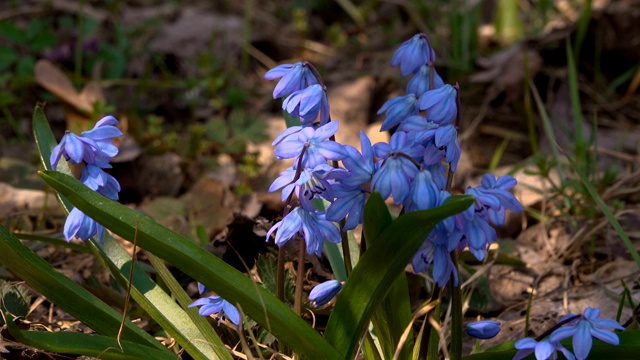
[294,235,306,316]
[275,145,309,302]
[449,251,463,360]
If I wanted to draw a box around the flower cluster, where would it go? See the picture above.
[263,35,522,287]
[51,116,122,243]
[514,307,624,360]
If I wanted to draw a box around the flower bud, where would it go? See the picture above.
[466,320,501,339]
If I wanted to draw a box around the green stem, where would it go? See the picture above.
[276,246,285,301]
[450,252,462,360]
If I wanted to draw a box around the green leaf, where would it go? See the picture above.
[39,170,342,360]
[4,315,176,360]
[324,192,474,358]
[0,21,25,43]
[0,225,164,350]
[363,193,413,360]
[32,105,231,360]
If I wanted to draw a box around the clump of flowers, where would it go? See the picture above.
[263,33,523,289]
[51,116,122,243]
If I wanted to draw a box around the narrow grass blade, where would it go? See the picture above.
[324,192,474,358]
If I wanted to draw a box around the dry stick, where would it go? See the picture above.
[117,221,139,352]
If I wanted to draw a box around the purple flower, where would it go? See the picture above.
[513,338,575,360]
[391,33,435,76]
[550,308,624,360]
[407,64,445,96]
[466,320,501,339]
[282,84,330,125]
[418,84,457,125]
[189,295,240,326]
[274,120,347,169]
[377,94,419,131]
[266,207,341,256]
[264,62,318,99]
[64,207,105,243]
[309,280,343,307]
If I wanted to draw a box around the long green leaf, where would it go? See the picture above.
[0,225,163,350]
[4,315,176,360]
[324,192,474,358]
[39,170,342,360]
[363,193,413,360]
[32,106,231,360]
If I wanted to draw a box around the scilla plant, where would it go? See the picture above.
[0,33,638,360]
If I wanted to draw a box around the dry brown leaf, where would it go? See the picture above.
[34,60,92,112]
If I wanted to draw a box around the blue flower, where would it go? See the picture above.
[266,207,341,256]
[325,182,366,231]
[469,174,523,226]
[549,307,624,360]
[391,33,435,76]
[412,223,460,287]
[455,203,496,261]
[339,131,375,188]
[513,338,575,360]
[269,164,344,211]
[418,84,457,125]
[64,207,105,243]
[264,62,318,99]
[405,168,440,211]
[407,64,445,96]
[282,84,330,125]
[372,132,423,204]
[466,320,501,339]
[274,120,347,169]
[50,116,123,169]
[80,116,122,164]
[309,280,343,307]
[377,94,419,131]
[50,132,97,169]
[434,125,461,171]
[189,295,240,326]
